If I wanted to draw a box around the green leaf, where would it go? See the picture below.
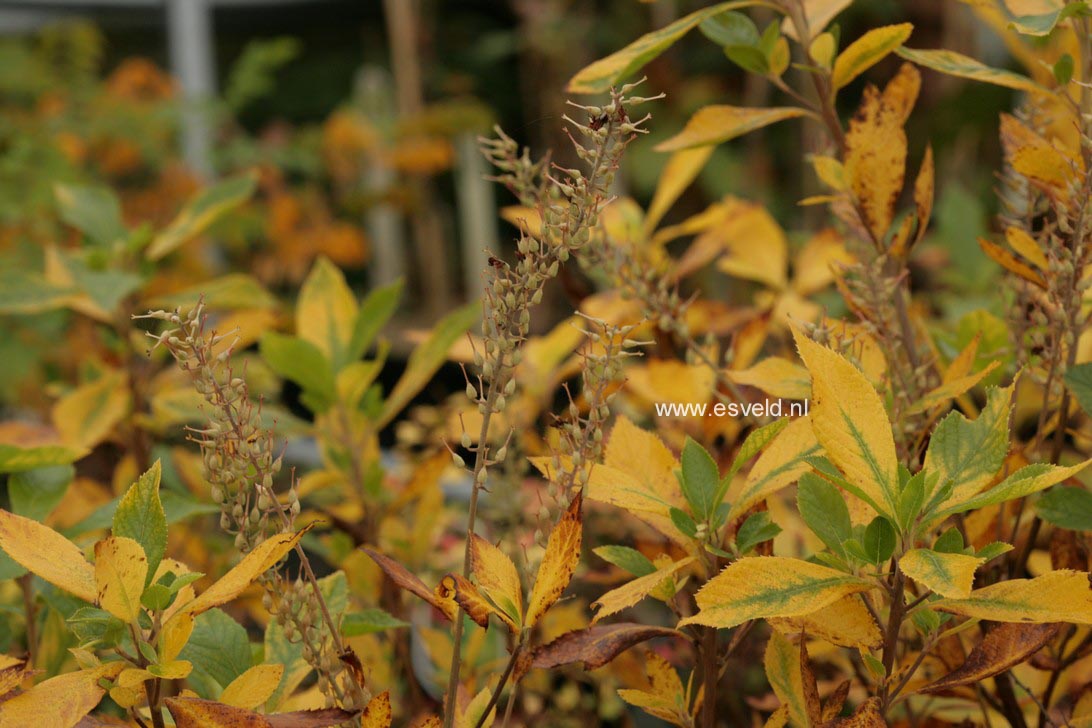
[976,542,1014,563]
[593,545,656,577]
[724,46,769,74]
[0,270,74,315]
[897,470,927,532]
[146,174,257,261]
[932,527,964,554]
[112,461,168,586]
[735,511,781,554]
[9,465,74,522]
[680,437,720,521]
[347,279,403,363]
[567,1,762,93]
[797,472,852,559]
[68,606,126,648]
[178,608,252,698]
[863,517,897,565]
[1064,363,1092,418]
[670,507,698,539]
[340,608,410,636]
[0,443,83,474]
[1037,486,1092,531]
[65,255,144,316]
[259,332,336,412]
[378,300,478,428]
[54,184,127,248]
[1009,2,1091,36]
[64,489,217,538]
[141,583,173,612]
[1054,53,1075,85]
[699,10,759,47]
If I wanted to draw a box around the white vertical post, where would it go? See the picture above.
[167,0,215,178]
[454,132,497,298]
[355,67,406,290]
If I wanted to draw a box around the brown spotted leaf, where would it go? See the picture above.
[363,547,457,621]
[362,691,392,728]
[800,638,822,726]
[844,63,920,242]
[531,623,682,671]
[525,493,583,628]
[822,681,851,723]
[823,697,886,727]
[919,622,1060,694]
[165,697,359,728]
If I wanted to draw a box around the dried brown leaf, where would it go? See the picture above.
[919,622,1060,694]
[531,623,682,671]
[363,547,457,621]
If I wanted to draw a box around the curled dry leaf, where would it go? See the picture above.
[362,547,457,621]
[919,622,1060,694]
[438,573,518,633]
[531,622,683,671]
[164,696,360,728]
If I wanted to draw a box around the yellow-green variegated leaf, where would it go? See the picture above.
[832,23,914,90]
[764,630,808,728]
[592,556,695,623]
[900,549,984,599]
[680,557,874,629]
[726,416,821,522]
[895,47,1047,95]
[933,570,1092,623]
[146,174,257,261]
[793,329,899,518]
[297,256,358,369]
[656,106,810,152]
[924,384,1012,508]
[567,2,760,93]
[935,459,1092,520]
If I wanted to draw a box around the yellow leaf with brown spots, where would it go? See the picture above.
[844,63,920,242]
[164,696,360,728]
[526,494,583,628]
[0,662,123,728]
[362,691,392,728]
[94,536,148,622]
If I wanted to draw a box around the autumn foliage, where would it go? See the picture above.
[3,2,1092,727]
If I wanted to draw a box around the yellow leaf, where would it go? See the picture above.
[644,147,715,234]
[726,415,821,522]
[809,155,847,191]
[362,691,392,728]
[810,33,836,68]
[674,197,788,287]
[0,509,96,603]
[567,2,759,94]
[764,631,807,728]
[617,652,688,727]
[844,63,920,241]
[1005,226,1049,270]
[180,526,309,616]
[680,557,875,629]
[525,494,583,628]
[792,228,853,296]
[220,664,285,710]
[469,534,523,625]
[159,612,195,662]
[933,570,1092,623]
[769,595,883,649]
[94,536,148,622]
[297,256,357,366]
[456,686,496,728]
[726,358,811,400]
[793,330,899,517]
[912,144,934,246]
[656,106,809,152]
[908,361,1001,414]
[1000,112,1081,204]
[979,237,1046,288]
[591,556,695,623]
[832,23,914,90]
[901,549,985,599]
[896,47,1047,94]
[0,662,123,728]
[51,369,130,451]
[437,574,519,633]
